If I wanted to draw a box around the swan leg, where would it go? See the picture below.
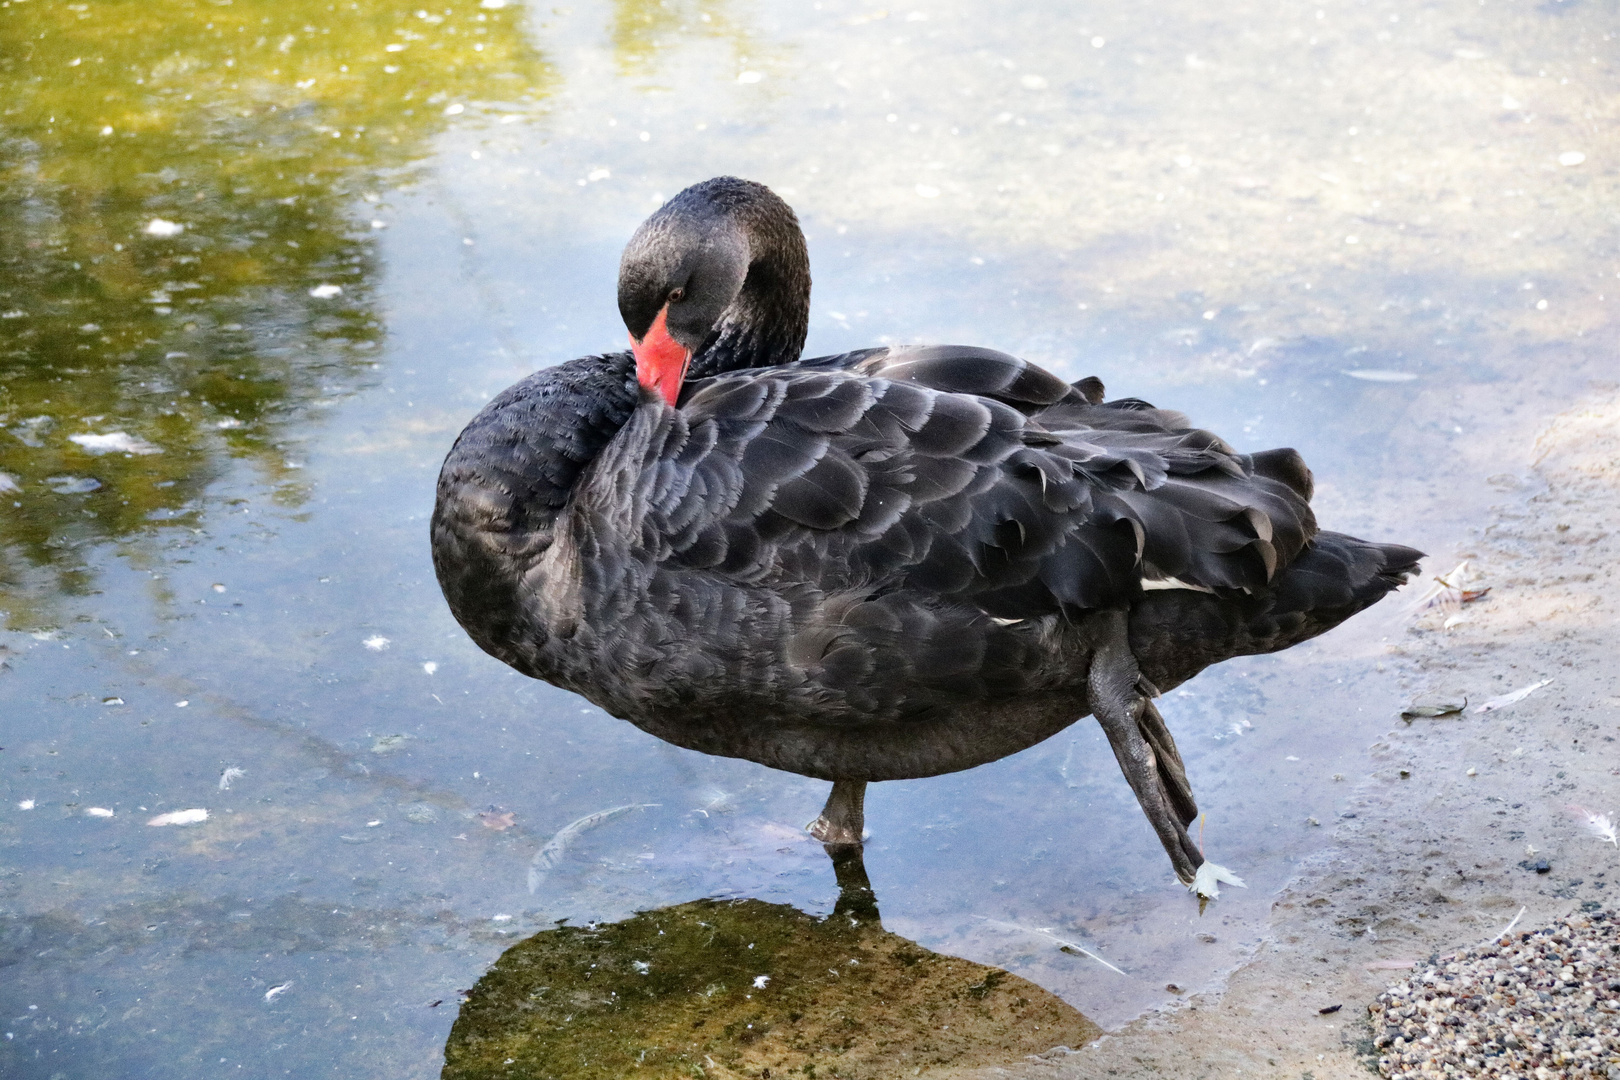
[1138,696,1199,828]
[1087,610,1204,884]
[807,779,866,846]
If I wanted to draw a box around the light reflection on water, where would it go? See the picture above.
[2,0,1616,1075]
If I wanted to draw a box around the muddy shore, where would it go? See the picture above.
[934,389,1620,1080]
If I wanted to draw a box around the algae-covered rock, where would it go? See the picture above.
[442,896,1098,1079]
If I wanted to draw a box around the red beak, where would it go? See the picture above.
[631,305,691,407]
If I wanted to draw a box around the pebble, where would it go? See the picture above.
[1370,908,1620,1079]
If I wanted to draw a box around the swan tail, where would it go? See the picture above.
[1129,532,1423,691]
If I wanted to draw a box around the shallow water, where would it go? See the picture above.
[2,0,1616,1075]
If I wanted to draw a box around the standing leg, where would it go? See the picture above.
[807,779,866,846]
[1087,609,1203,883]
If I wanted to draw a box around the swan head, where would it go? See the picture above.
[618,177,810,404]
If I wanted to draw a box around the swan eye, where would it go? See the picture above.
[667,287,686,304]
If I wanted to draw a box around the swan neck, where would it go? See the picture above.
[689,200,810,378]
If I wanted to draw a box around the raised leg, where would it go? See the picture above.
[807,779,866,846]
[1137,696,1199,828]
[1087,609,1203,884]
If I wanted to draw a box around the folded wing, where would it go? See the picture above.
[634,344,1317,620]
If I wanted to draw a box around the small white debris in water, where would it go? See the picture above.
[0,473,20,493]
[264,983,292,1002]
[71,432,161,455]
[422,661,438,675]
[104,696,124,706]
[587,167,611,182]
[363,636,390,651]
[1342,369,1419,382]
[1536,299,1548,310]
[148,808,209,826]
[1286,755,1300,761]
[367,820,382,828]
[218,767,245,791]
[47,476,100,494]
[753,975,770,989]
[633,960,650,974]
[175,700,189,707]
[371,219,387,229]
[491,914,512,922]
[144,218,184,237]
[527,804,659,893]
[85,807,115,818]
[1466,767,1477,776]
[443,102,465,115]
[1020,74,1048,89]
[212,583,226,593]
[1558,151,1586,167]
[17,800,35,811]
[309,284,343,299]
[1344,235,1360,244]
[1091,35,1106,47]
[480,0,507,7]
[737,70,763,84]
[915,184,940,198]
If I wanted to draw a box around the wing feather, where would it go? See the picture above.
[640,345,1317,620]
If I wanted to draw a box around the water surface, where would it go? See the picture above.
[3,0,1616,1075]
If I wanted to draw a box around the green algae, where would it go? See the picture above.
[0,0,553,628]
[442,890,1099,1080]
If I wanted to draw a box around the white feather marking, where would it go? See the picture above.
[1140,576,1215,594]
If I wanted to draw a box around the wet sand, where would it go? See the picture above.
[944,388,1620,1078]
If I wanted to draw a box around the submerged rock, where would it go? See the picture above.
[442,895,1098,1079]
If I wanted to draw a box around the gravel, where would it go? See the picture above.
[1371,908,1620,1079]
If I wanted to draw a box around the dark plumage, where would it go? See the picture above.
[432,177,1422,885]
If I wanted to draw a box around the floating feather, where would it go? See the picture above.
[527,803,659,893]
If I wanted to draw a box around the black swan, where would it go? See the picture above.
[432,176,1421,888]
